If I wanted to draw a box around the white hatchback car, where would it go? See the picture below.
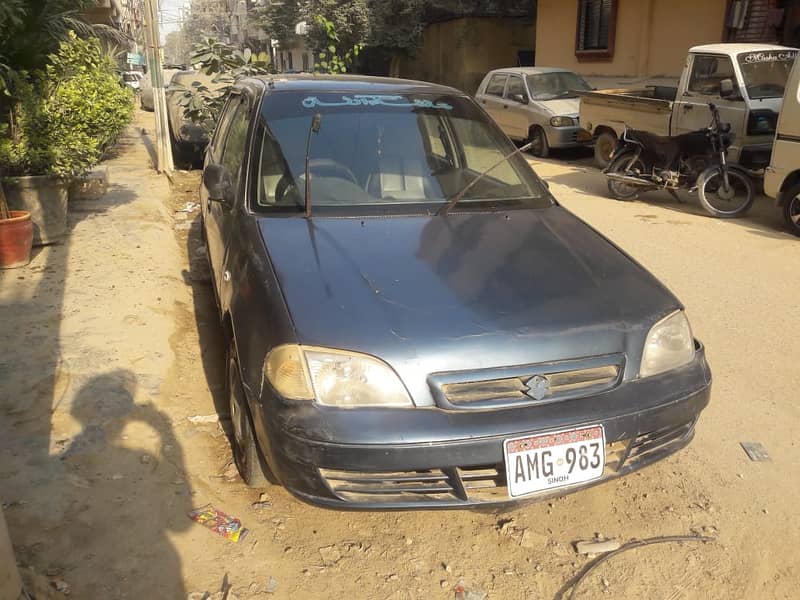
[475,67,593,157]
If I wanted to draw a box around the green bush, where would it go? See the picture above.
[0,32,133,178]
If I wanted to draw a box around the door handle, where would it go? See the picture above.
[683,104,694,110]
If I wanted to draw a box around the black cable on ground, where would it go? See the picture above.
[567,534,716,600]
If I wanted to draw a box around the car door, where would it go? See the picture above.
[672,54,747,145]
[204,92,252,299]
[503,74,531,141]
[477,73,510,134]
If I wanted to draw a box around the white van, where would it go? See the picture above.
[764,55,800,237]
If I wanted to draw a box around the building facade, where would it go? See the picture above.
[535,0,798,84]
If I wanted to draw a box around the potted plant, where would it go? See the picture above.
[0,176,33,268]
[0,33,133,245]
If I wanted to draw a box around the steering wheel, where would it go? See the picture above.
[307,158,358,185]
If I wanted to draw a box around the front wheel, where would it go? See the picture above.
[606,151,647,200]
[697,167,754,218]
[528,126,550,158]
[782,183,800,237]
[228,339,269,487]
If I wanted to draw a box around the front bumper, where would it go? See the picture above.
[252,347,711,510]
[545,124,593,148]
[736,143,773,172]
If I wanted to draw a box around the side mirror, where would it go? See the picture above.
[203,163,230,205]
[511,93,529,105]
[719,78,737,100]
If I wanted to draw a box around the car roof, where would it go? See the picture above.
[244,74,464,96]
[486,67,577,77]
[690,43,796,55]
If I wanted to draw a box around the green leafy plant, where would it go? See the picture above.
[173,38,271,132]
[0,32,133,178]
[314,15,362,74]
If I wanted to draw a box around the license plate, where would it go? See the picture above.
[504,425,605,498]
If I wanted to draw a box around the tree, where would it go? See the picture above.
[366,0,424,56]
[256,0,369,54]
[180,0,233,52]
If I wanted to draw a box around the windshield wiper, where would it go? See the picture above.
[304,112,322,218]
[437,141,532,216]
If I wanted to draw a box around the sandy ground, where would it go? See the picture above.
[1,111,799,600]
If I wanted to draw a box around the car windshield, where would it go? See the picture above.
[737,50,797,99]
[253,92,549,213]
[525,72,592,100]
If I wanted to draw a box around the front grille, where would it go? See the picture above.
[440,364,620,407]
[318,420,695,506]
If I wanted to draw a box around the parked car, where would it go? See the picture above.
[139,68,180,111]
[765,52,800,236]
[580,43,798,168]
[166,70,222,167]
[122,71,142,92]
[475,67,594,158]
[201,74,711,509]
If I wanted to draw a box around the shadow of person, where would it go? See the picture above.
[59,370,192,598]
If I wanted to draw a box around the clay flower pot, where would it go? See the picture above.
[0,210,34,269]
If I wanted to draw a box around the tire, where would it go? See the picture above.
[782,183,800,237]
[697,167,755,218]
[606,151,646,200]
[528,126,550,158]
[228,339,269,487]
[594,131,618,169]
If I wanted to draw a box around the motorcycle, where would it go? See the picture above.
[604,103,755,218]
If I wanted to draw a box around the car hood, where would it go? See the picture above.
[537,97,581,116]
[258,207,680,406]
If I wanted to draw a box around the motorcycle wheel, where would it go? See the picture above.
[697,167,755,218]
[782,183,800,237]
[606,152,647,200]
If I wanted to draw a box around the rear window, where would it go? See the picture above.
[252,91,550,214]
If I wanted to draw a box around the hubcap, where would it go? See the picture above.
[790,195,800,225]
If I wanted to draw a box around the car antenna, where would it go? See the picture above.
[304,112,322,218]
[437,141,533,217]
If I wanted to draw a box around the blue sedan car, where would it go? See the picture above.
[201,75,711,509]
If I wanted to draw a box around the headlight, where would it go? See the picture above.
[639,311,695,378]
[550,116,576,127]
[264,345,413,408]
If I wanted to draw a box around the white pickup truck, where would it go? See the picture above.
[579,44,798,169]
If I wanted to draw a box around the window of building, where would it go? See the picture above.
[288,52,293,71]
[302,53,309,72]
[575,0,617,60]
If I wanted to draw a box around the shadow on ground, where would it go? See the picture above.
[0,121,192,597]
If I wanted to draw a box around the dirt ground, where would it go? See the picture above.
[1,110,799,600]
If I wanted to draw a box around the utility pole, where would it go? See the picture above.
[143,0,174,173]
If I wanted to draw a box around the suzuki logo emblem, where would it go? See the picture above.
[525,375,551,401]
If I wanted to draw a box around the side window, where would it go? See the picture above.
[688,55,736,96]
[505,76,527,102]
[220,98,250,198]
[485,74,508,97]
[212,94,240,156]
